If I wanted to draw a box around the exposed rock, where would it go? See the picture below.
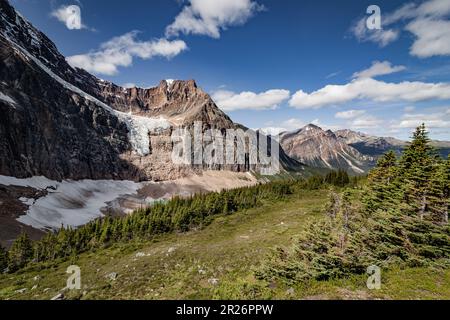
[281,124,374,174]
[106,272,118,281]
[51,293,64,300]
[286,287,295,296]
[0,0,304,182]
[167,247,176,254]
[336,129,450,159]
[208,278,219,286]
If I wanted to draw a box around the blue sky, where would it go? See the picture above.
[9,0,450,140]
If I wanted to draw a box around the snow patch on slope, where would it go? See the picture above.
[0,92,16,105]
[0,175,58,189]
[0,175,144,230]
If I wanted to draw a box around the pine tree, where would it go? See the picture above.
[398,124,437,218]
[364,150,400,212]
[8,233,34,271]
[0,245,8,272]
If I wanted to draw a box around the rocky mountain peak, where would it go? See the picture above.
[0,0,304,181]
[280,124,374,174]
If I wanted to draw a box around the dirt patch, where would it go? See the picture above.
[0,185,46,248]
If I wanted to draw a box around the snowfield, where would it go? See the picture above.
[0,175,144,230]
[0,172,257,231]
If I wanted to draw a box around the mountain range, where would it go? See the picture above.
[280,125,450,174]
[1,0,449,245]
[0,0,302,183]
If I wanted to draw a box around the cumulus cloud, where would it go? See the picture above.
[51,5,85,30]
[351,17,399,47]
[335,110,366,119]
[351,0,450,57]
[67,32,187,75]
[258,118,307,136]
[289,77,450,109]
[350,115,383,129]
[406,18,450,58]
[352,61,406,79]
[212,89,290,111]
[166,0,264,38]
[393,111,450,129]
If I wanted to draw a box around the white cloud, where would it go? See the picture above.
[289,77,450,109]
[122,83,137,89]
[350,115,383,129]
[406,18,450,58]
[212,89,290,111]
[351,17,399,47]
[258,118,307,135]
[351,0,450,58]
[166,0,264,38]
[67,32,187,75]
[335,110,366,119]
[393,111,450,129]
[352,61,406,79]
[404,106,415,112]
[258,127,286,136]
[282,118,307,130]
[51,5,84,30]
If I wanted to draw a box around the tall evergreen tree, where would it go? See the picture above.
[8,233,33,272]
[364,150,400,212]
[0,245,8,272]
[398,124,437,218]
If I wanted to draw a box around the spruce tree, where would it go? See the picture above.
[8,233,34,271]
[0,245,8,272]
[364,150,400,212]
[398,124,437,218]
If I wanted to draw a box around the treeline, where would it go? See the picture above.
[257,124,450,283]
[0,173,351,273]
[305,169,361,189]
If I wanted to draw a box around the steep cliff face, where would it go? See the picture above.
[280,124,374,174]
[0,35,137,180]
[0,0,303,181]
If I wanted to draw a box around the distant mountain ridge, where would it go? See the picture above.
[280,125,450,174]
[336,129,450,159]
[280,124,374,174]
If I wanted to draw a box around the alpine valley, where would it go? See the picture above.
[0,0,449,245]
[0,0,450,302]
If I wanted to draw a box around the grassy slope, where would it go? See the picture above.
[0,189,449,300]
